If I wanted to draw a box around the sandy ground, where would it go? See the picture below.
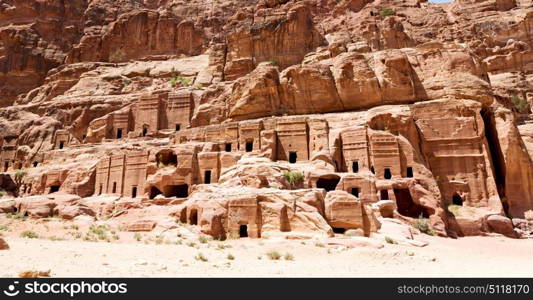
[1,233,533,277]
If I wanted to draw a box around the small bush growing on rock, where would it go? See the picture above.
[379,8,395,17]
[413,215,436,236]
[315,242,325,248]
[195,252,208,262]
[21,231,39,239]
[266,250,281,260]
[109,49,125,62]
[198,235,209,244]
[512,95,529,113]
[0,189,6,197]
[284,253,294,261]
[385,236,397,244]
[0,224,8,231]
[227,254,235,260]
[170,76,192,87]
[282,170,304,188]
[7,212,27,221]
[134,233,142,241]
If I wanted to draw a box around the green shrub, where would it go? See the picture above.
[266,250,281,260]
[315,242,325,248]
[379,8,395,17]
[384,236,397,244]
[0,189,6,197]
[227,254,235,260]
[284,252,294,261]
[170,76,192,87]
[195,252,208,262]
[263,58,278,65]
[413,215,436,236]
[282,170,304,188]
[198,235,209,244]
[6,212,27,220]
[21,231,39,239]
[512,95,529,113]
[109,49,126,62]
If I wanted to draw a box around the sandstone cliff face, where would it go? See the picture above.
[0,0,532,239]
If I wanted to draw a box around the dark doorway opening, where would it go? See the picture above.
[239,225,248,237]
[384,168,392,179]
[370,166,375,174]
[99,184,103,195]
[50,185,60,193]
[162,184,188,198]
[33,162,38,167]
[175,124,181,131]
[189,209,198,225]
[204,170,212,184]
[245,141,253,152]
[452,193,463,206]
[225,143,232,152]
[380,189,389,200]
[351,187,360,197]
[289,151,297,163]
[142,127,148,137]
[394,188,428,218]
[131,186,137,198]
[333,227,346,234]
[117,128,123,139]
[352,161,359,173]
[112,182,117,193]
[149,186,162,199]
[406,167,413,178]
[4,162,8,171]
[59,141,65,149]
[156,150,178,167]
[316,176,340,192]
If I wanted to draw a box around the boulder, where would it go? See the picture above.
[486,215,517,238]
[0,237,9,250]
[126,220,157,232]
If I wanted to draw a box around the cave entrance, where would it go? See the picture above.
[175,124,181,131]
[162,184,188,198]
[33,162,38,167]
[99,184,103,195]
[156,150,177,167]
[289,152,297,163]
[4,162,8,171]
[189,209,198,225]
[384,168,392,179]
[117,128,123,139]
[380,189,389,200]
[394,188,428,218]
[112,182,117,193]
[452,193,463,206]
[225,143,232,152]
[142,127,148,137]
[149,186,162,199]
[351,187,360,197]
[333,227,346,234]
[49,185,60,193]
[239,225,248,238]
[245,141,253,152]
[316,175,340,192]
[352,161,359,173]
[131,186,137,198]
[59,141,65,149]
[204,170,211,184]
